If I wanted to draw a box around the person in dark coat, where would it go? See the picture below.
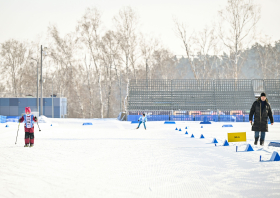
[249,92,274,146]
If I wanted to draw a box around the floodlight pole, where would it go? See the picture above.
[52,81,54,118]
[40,45,43,116]
[52,75,55,118]
[30,58,40,113]
[36,61,39,113]
[146,59,148,81]
[120,72,122,113]
[146,59,148,89]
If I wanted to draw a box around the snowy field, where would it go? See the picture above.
[1,118,280,198]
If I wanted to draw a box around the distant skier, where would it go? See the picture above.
[19,107,37,147]
[136,113,147,130]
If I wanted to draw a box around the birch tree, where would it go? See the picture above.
[48,25,84,118]
[113,6,139,81]
[272,41,280,79]
[173,18,198,79]
[218,0,261,79]
[100,30,121,117]
[0,39,33,97]
[193,26,220,79]
[140,35,159,80]
[77,7,104,118]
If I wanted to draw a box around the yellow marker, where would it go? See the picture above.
[228,132,246,142]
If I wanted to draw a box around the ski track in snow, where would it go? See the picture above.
[1,119,280,198]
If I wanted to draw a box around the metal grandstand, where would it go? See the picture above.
[263,79,280,110]
[126,79,280,121]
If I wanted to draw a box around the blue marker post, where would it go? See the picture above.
[260,155,261,162]
[236,146,238,152]
[215,144,216,146]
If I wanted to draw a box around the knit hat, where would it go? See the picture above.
[261,92,266,97]
[25,107,31,114]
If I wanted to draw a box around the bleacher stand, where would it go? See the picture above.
[126,79,280,122]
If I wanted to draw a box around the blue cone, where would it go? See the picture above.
[268,142,280,147]
[50,124,52,126]
[185,127,188,129]
[222,124,233,127]
[270,151,280,161]
[212,138,218,143]
[191,134,194,138]
[179,128,182,131]
[164,121,176,124]
[185,131,188,134]
[201,126,203,128]
[5,125,9,127]
[200,134,205,139]
[175,127,178,130]
[245,144,254,152]
[223,140,229,146]
[83,123,93,125]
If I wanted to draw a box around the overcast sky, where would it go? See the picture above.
[0,0,279,55]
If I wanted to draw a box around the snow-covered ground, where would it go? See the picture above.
[1,119,280,198]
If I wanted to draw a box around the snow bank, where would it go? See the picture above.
[38,115,50,123]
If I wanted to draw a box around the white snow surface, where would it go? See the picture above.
[1,119,280,198]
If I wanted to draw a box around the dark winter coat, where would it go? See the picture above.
[249,98,274,132]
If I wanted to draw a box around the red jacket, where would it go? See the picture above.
[19,115,37,133]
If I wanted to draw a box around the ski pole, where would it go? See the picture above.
[37,122,41,132]
[15,122,20,144]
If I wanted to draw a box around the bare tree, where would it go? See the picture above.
[83,55,94,118]
[254,41,272,79]
[0,39,33,97]
[253,36,280,79]
[150,48,177,80]
[272,41,280,79]
[48,25,84,118]
[218,0,261,79]
[76,7,104,118]
[113,6,139,81]
[100,30,121,117]
[193,26,220,79]
[173,18,198,79]
[140,35,159,79]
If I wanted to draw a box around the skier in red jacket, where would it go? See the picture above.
[19,107,37,147]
